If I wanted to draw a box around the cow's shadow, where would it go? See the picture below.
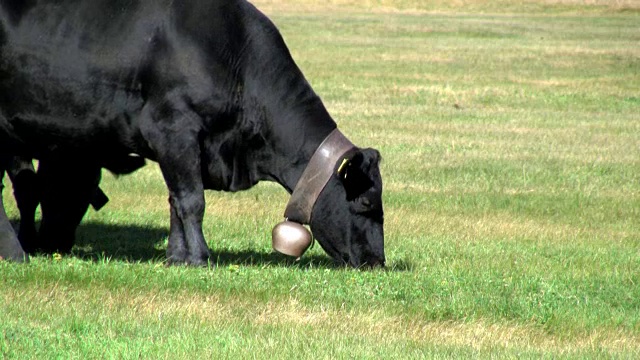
[73,221,340,268]
[10,219,412,270]
[9,220,338,268]
[72,221,167,263]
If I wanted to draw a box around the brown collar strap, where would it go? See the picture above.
[284,128,357,224]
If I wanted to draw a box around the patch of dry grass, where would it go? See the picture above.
[3,284,639,355]
[2,2,639,358]
[253,0,640,14]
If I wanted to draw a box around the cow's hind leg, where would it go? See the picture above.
[141,104,210,266]
[0,157,28,262]
[7,157,39,252]
[38,157,101,254]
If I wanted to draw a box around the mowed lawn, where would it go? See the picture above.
[2,1,639,358]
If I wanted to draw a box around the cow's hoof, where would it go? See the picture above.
[187,256,210,267]
[165,258,185,266]
[37,231,75,255]
[0,252,29,263]
[15,252,30,262]
[166,252,210,267]
[0,241,29,263]
[1,226,29,262]
[38,243,74,255]
[187,248,211,267]
[166,249,188,266]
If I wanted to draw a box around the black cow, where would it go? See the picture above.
[0,0,384,267]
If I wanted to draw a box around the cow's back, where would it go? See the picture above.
[0,0,250,157]
[0,0,331,190]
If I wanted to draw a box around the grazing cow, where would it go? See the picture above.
[0,0,385,267]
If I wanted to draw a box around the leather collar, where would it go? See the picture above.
[284,128,357,224]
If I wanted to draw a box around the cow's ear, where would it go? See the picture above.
[339,148,380,201]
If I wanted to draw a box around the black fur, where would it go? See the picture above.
[0,0,384,267]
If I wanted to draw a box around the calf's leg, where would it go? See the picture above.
[7,157,39,252]
[38,157,101,254]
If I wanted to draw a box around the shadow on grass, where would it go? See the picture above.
[10,219,411,271]
[73,222,340,268]
[9,220,337,269]
[72,221,167,263]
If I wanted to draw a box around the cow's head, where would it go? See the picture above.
[272,129,385,268]
[310,148,385,268]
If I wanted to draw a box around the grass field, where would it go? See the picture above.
[2,0,639,358]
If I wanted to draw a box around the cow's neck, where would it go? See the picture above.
[245,97,339,197]
[239,8,340,194]
[282,128,356,224]
[263,101,338,194]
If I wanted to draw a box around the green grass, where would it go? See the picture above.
[2,1,640,358]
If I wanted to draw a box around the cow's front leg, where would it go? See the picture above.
[157,154,209,265]
[0,157,28,262]
[163,182,209,266]
[142,105,210,266]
